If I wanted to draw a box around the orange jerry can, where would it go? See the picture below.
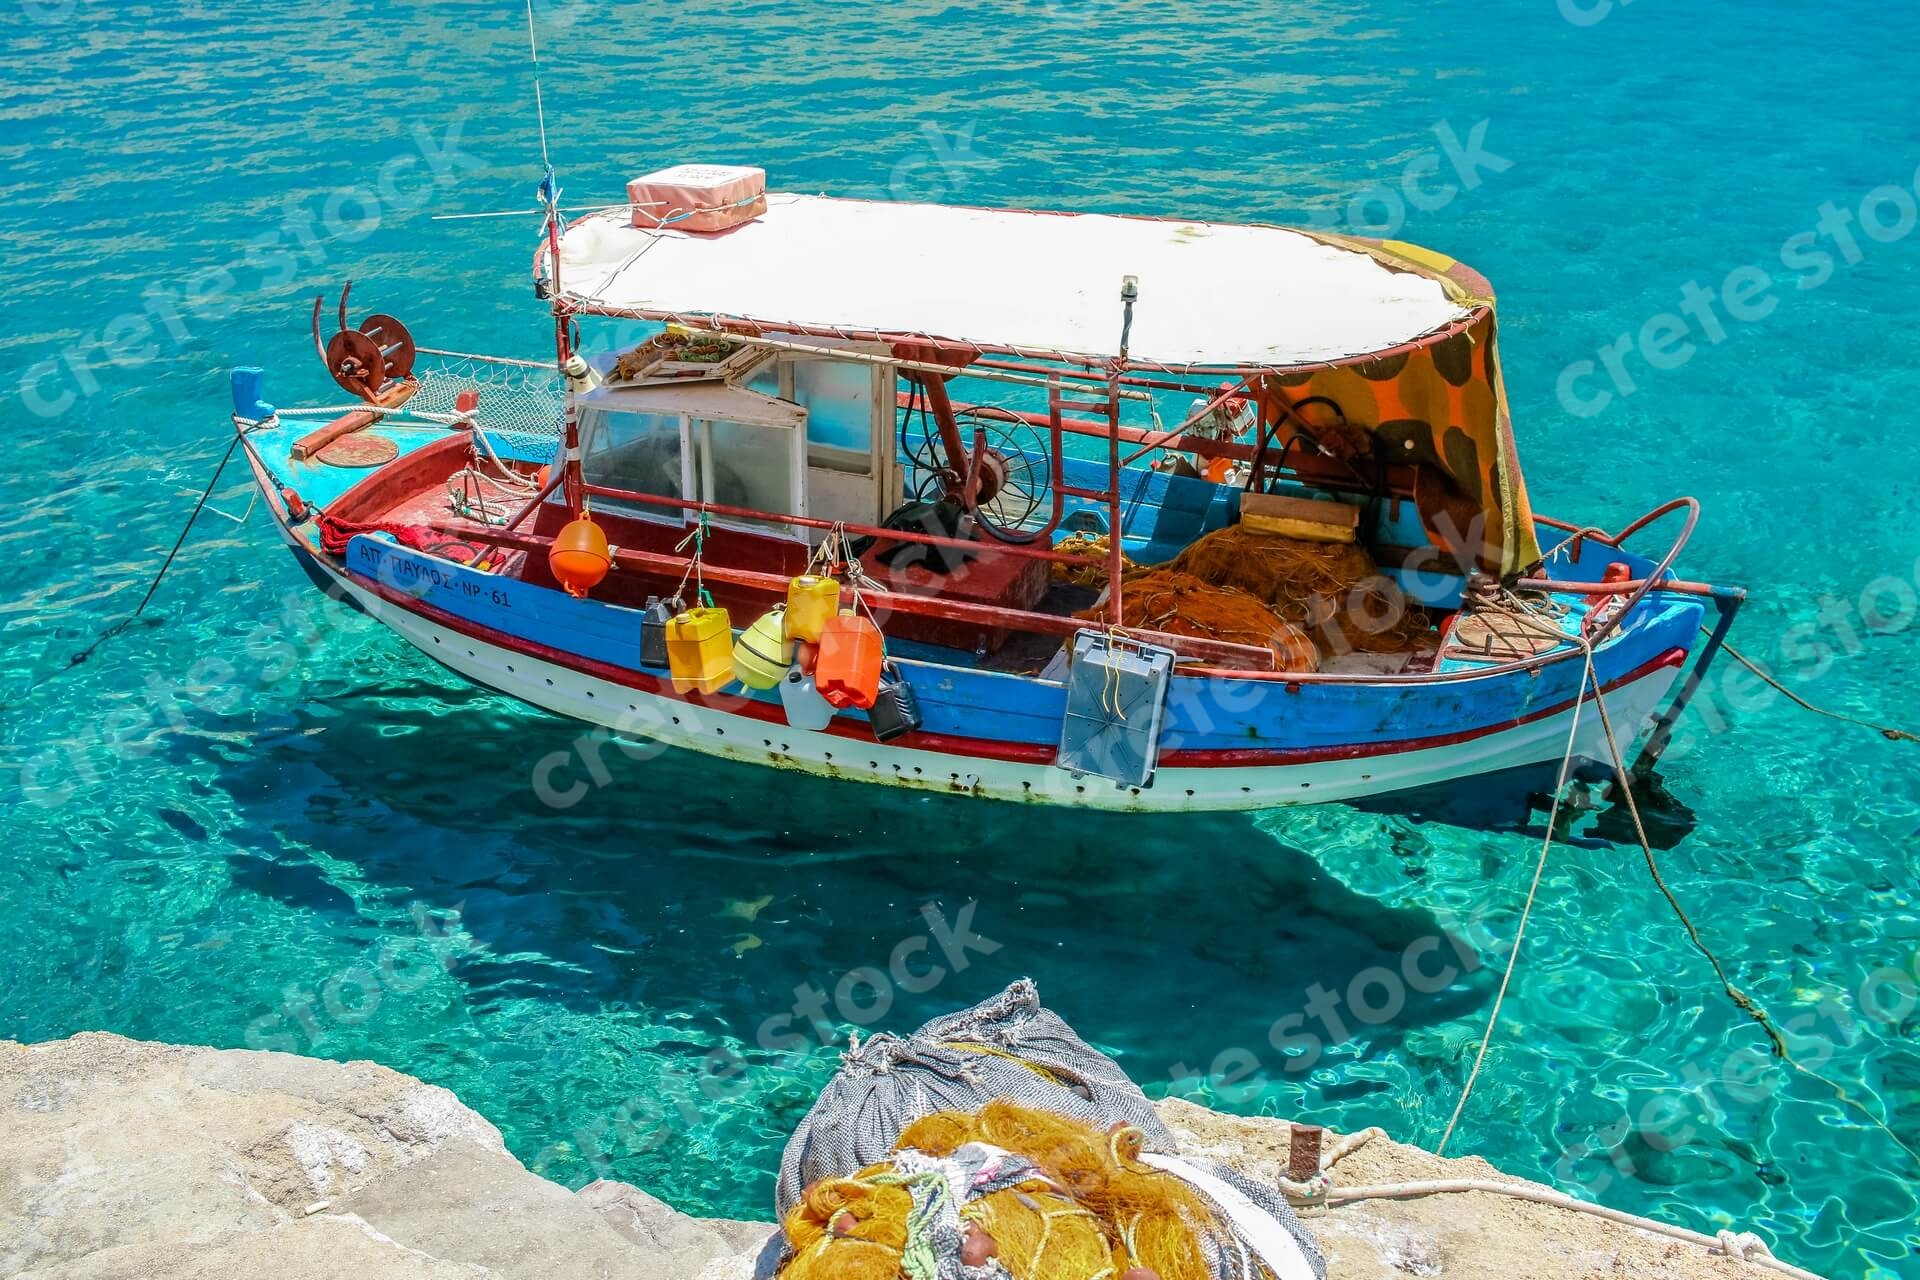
[815,611,884,709]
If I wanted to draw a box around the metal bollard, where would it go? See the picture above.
[1288,1123,1324,1182]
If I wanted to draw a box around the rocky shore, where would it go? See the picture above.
[1,1034,1812,1279]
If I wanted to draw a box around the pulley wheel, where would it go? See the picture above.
[360,313,417,382]
[326,328,387,400]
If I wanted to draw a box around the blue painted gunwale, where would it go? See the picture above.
[340,534,1700,763]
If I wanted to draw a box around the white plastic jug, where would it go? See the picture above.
[778,667,835,731]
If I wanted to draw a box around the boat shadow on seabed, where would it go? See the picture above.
[179,684,1504,1056]
[1350,759,1700,851]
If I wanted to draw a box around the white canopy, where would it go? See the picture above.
[550,195,1471,371]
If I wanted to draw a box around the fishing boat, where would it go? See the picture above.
[230,163,1743,816]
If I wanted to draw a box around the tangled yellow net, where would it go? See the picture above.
[1052,532,1135,589]
[777,1099,1232,1280]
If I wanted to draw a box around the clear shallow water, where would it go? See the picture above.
[3,1,1919,1275]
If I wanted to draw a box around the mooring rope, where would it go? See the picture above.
[1587,677,1920,1170]
[6,435,243,705]
[1720,637,1917,743]
[1435,636,1597,1156]
[1319,1179,1825,1280]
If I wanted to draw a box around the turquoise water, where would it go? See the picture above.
[4,1,1920,1275]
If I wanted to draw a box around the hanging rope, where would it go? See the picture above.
[1720,638,1916,743]
[9,435,244,704]
[1436,635,1597,1155]
[671,511,714,608]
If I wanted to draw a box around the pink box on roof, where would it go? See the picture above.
[627,164,768,233]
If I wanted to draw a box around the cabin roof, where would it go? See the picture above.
[580,377,805,430]
[548,194,1477,371]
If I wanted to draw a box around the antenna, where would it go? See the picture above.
[524,0,581,513]
[525,0,552,178]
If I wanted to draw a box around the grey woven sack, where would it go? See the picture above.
[774,977,1173,1217]
[773,977,1327,1279]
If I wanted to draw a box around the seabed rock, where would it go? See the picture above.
[1,1034,1808,1279]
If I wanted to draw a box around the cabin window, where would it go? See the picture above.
[745,353,878,475]
[691,416,806,536]
[794,358,875,469]
[578,408,687,521]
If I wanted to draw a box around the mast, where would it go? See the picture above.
[1108,275,1138,628]
[525,0,583,515]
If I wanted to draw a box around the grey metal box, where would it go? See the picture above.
[1056,630,1176,789]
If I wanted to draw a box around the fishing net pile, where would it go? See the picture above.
[777,979,1173,1215]
[1157,526,1431,656]
[774,980,1325,1280]
[1053,527,1429,670]
[1076,572,1319,673]
[780,1099,1312,1280]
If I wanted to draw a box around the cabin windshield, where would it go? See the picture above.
[575,384,808,537]
[579,407,684,506]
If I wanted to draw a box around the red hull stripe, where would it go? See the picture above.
[346,564,1684,771]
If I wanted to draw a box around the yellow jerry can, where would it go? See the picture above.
[733,607,795,691]
[784,575,841,643]
[665,606,735,695]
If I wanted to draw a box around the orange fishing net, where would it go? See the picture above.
[1078,570,1319,673]
[1157,526,1431,656]
[777,1099,1227,1280]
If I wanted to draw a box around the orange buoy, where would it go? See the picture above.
[549,515,611,598]
[816,611,885,710]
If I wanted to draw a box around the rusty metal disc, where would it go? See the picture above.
[360,313,417,382]
[316,433,400,468]
[326,328,386,400]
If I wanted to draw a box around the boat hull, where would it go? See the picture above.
[242,440,1691,815]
